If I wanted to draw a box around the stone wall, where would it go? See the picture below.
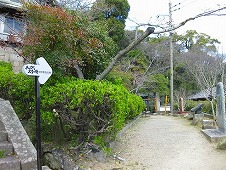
[0,98,37,170]
[0,46,24,73]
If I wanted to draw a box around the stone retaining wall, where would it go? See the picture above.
[0,98,37,170]
[0,46,24,73]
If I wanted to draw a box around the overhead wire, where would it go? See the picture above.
[172,0,201,12]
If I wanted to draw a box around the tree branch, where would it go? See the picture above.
[95,27,155,80]
[154,6,226,34]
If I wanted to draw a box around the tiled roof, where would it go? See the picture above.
[187,87,216,100]
[188,86,226,100]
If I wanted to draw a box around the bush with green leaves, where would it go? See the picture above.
[0,61,34,119]
[181,99,216,114]
[40,78,145,145]
[0,61,145,147]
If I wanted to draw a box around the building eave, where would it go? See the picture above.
[0,0,22,10]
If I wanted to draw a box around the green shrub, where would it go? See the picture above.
[0,61,34,119]
[106,70,134,90]
[40,78,145,144]
[184,100,216,114]
[0,61,145,146]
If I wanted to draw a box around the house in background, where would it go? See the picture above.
[0,0,23,40]
[0,0,28,73]
[188,86,226,101]
[187,88,213,101]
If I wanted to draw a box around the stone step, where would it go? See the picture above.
[0,156,20,170]
[0,121,5,131]
[0,141,14,155]
[0,131,8,142]
[202,119,216,129]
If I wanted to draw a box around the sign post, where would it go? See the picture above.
[35,76,41,170]
[22,57,52,170]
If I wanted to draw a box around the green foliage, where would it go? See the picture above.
[149,74,169,96]
[0,151,5,158]
[174,63,199,94]
[106,69,134,90]
[22,4,118,79]
[173,30,220,52]
[148,36,169,44]
[93,136,111,154]
[0,61,145,146]
[0,61,34,119]
[92,0,130,47]
[183,100,215,114]
[40,78,145,143]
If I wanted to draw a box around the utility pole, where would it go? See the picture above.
[135,26,138,41]
[169,0,174,114]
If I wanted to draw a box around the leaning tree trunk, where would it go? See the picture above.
[74,63,84,79]
[95,27,155,80]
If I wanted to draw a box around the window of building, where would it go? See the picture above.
[3,16,24,34]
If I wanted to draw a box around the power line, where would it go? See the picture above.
[172,0,201,12]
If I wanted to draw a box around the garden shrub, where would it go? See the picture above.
[0,61,145,148]
[0,61,34,119]
[40,78,145,145]
[184,99,216,114]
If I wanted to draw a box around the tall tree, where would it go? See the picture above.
[21,3,118,79]
[91,0,130,47]
[173,30,220,52]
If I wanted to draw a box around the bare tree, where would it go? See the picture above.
[96,5,226,80]
[182,46,224,117]
[128,39,170,93]
[184,48,224,95]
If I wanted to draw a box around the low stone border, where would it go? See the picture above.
[0,99,37,170]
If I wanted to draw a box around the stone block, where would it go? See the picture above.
[0,121,5,131]
[10,55,23,62]
[201,129,226,142]
[13,61,20,67]
[202,119,216,129]
[0,99,37,170]
[0,131,8,142]
[4,54,10,62]
[0,156,20,170]
[0,54,5,61]
[0,141,14,155]
[192,113,204,125]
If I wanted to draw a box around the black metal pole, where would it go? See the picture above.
[35,77,42,170]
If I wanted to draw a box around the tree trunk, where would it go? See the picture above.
[74,63,84,79]
[95,27,155,80]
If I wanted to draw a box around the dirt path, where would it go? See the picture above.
[79,115,226,170]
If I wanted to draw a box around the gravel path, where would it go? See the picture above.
[80,115,226,170]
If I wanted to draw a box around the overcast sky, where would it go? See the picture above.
[125,0,226,53]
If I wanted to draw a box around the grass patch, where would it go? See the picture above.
[0,150,6,158]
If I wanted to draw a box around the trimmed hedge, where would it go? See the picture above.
[40,78,145,144]
[0,61,145,147]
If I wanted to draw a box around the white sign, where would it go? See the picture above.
[22,57,52,84]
